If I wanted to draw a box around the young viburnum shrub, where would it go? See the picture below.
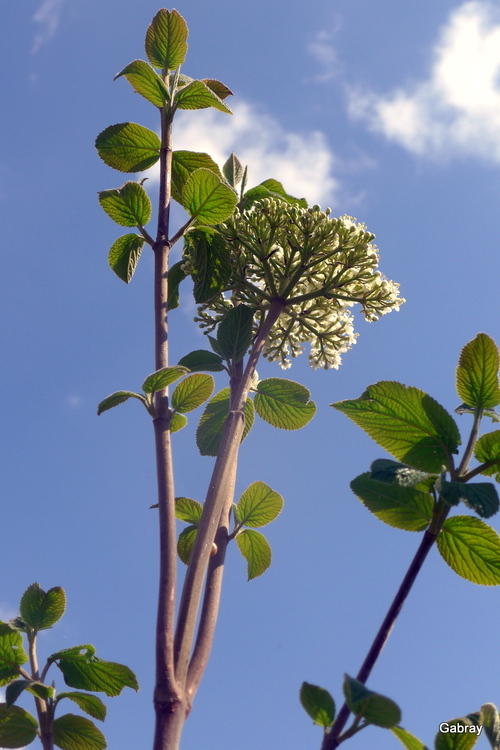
[189,200,404,369]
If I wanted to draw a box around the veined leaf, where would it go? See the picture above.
[456,333,500,410]
[114,59,169,107]
[351,473,433,531]
[108,234,145,283]
[201,79,233,100]
[99,181,151,227]
[19,583,66,631]
[300,682,335,729]
[332,381,460,473]
[56,692,106,722]
[171,151,223,203]
[481,703,500,750]
[235,481,283,528]
[391,725,429,750]
[175,497,203,524]
[95,123,160,173]
[142,366,189,394]
[223,152,244,188]
[170,413,187,433]
[438,516,500,585]
[97,390,147,415]
[217,305,254,363]
[0,704,38,749]
[177,525,198,565]
[182,168,237,225]
[236,529,271,580]
[434,715,482,750]
[54,648,138,696]
[175,79,232,114]
[343,675,401,728]
[184,227,232,304]
[254,378,316,430]
[474,430,500,481]
[53,713,106,750]
[171,373,214,413]
[145,9,188,70]
[196,388,254,456]
[177,349,224,373]
[0,622,28,687]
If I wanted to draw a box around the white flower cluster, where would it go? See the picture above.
[190,199,404,369]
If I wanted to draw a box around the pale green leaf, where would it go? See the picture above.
[196,388,254,456]
[95,123,160,173]
[254,378,316,430]
[142,366,189,394]
[171,373,214,413]
[175,79,232,114]
[434,715,482,750]
[175,497,203,524]
[182,168,237,225]
[474,430,500,481]
[170,413,187,433]
[222,152,244,188]
[456,333,500,410]
[145,9,188,70]
[99,181,152,227]
[235,481,284,528]
[97,391,147,415]
[177,525,197,565]
[114,59,169,107]
[391,725,429,750]
[236,529,271,579]
[171,151,223,204]
[438,516,500,585]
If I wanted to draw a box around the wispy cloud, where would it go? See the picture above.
[146,100,339,207]
[348,1,500,162]
[31,0,65,54]
[307,25,341,82]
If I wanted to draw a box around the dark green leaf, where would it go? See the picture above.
[456,333,500,410]
[474,431,500,482]
[481,703,500,750]
[175,497,203,524]
[391,726,429,750]
[235,481,283,528]
[171,152,223,203]
[343,675,401,728]
[332,381,460,473]
[182,168,237,225]
[0,622,28,686]
[171,374,214,413]
[108,233,145,283]
[254,378,316,430]
[177,525,198,565]
[438,516,500,585]
[95,123,160,173]
[435,715,482,750]
[56,693,106,722]
[222,153,244,188]
[370,459,431,487]
[177,350,224,373]
[145,8,188,70]
[20,583,66,631]
[97,391,147,416]
[167,261,187,311]
[114,59,169,107]
[208,335,223,356]
[300,682,335,729]
[235,529,272,579]
[0,705,38,748]
[196,388,254,456]
[99,181,152,227]
[54,646,138,696]
[439,480,499,518]
[184,227,232,304]
[217,305,254,363]
[6,680,54,707]
[53,714,106,750]
[350,473,433,531]
[200,79,233,100]
[142,366,189,394]
[175,80,232,114]
[170,413,187,433]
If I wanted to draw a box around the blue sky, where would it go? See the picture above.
[2,1,500,749]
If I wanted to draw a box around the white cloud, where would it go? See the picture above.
[31,0,65,54]
[308,28,340,82]
[349,1,500,162]
[146,100,339,207]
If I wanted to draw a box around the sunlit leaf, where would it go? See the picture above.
[474,430,500,482]
[254,378,316,430]
[438,516,500,585]
[95,123,160,173]
[145,9,188,70]
[196,388,254,456]
[175,80,232,114]
[175,497,203,524]
[456,333,500,410]
[171,374,214,413]
[20,583,66,631]
[300,682,335,729]
[99,181,152,227]
[235,481,283,528]
[97,391,147,416]
[114,59,169,107]
[142,366,189,394]
[236,529,271,579]
[182,168,237,225]
[434,715,482,750]
[177,525,198,565]
[391,725,429,750]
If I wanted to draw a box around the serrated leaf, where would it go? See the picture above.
[170,413,187,433]
[6,680,54,708]
[114,59,169,107]
[177,525,198,565]
[145,9,188,71]
[343,675,401,728]
[54,647,138,696]
[53,714,106,750]
[184,227,232,304]
[97,390,147,416]
[474,431,500,481]
[439,480,499,518]
[236,529,271,579]
[171,151,223,204]
[222,153,244,188]
[208,335,223,356]
[182,168,237,225]
[175,497,203,524]
[99,181,152,227]
[142,366,189,394]
[177,350,224,373]
[254,378,316,430]
[434,715,482,750]
[56,693,106,722]
[370,459,431,487]
[95,123,160,173]
[217,305,254,363]
[19,583,66,631]
[481,703,500,750]
[300,682,335,728]
[235,481,283,528]
[201,79,233,100]
[196,388,254,456]
[167,260,187,311]
[175,80,232,114]
[332,381,460,473]
[438,516,500,585]
[0,705,38,748]
[350,473,433,531]
[108,234,145,283]
[243,179,307,209]
[456,333,500,410]
[391,725,429,750]
[0,622,28,686]
[171,373,214,413]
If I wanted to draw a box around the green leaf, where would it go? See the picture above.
[481,703,500,750]
[184,227,232,304]
[171,374,214,413]
[54,646,138,696]
[456,333,500,410]
[175,80,232,114]
[0,622,28,686]
[19,583,66,631]
[171,151,223,203]
[438,516,500,585]
[53,714,106,750]
[343,675,401,728]
[223,153,244,188]
[167,261,187,311]
[456,404,500,423]
[474,430,500,481]
[145,9,188,71]
[196,388,254,456]
[177,350,224,373]
[370,459,431,487]
[243,179,307,209]
[439,480,499,518]
[254,378,316,430]
[114,59,169,107]
[177,525,198,565]
[56,693,106,722]
[181,168,237,225]
[217,305,254,363]
[208,335,223,356]
[299,682,335,729]
[235,481,284,528]
[350,473,433,531]
[434,715,482,750]
[200,79,233,101]
[142,366,189,394]
[391,726,429,750]
[108,234,145,283]
[332,381,461,473]
[236,529,272,580]
[175,497,203,524]
[170,413,187,433]
[97,390,147,415]
[99,181,152,228]
[0,705,38,748]
[95,123,160,173]
[6,680,54,707]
